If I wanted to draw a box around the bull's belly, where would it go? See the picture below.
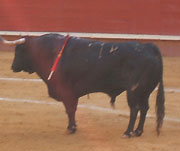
[75,83,126,98]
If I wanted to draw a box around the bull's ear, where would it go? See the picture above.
[0,36,26,45]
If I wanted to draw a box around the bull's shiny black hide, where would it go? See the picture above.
[11,34,165,137]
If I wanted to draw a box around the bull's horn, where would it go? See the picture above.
[0,36,26,45]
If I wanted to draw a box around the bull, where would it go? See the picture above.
[0,34,165,137]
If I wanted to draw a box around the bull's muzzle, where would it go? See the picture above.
[11,63,22,73]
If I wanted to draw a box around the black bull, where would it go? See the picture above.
[0,34,165,137]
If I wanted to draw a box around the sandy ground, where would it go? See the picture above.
[0,51,180,151]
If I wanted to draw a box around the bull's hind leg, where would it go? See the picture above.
[123,91,140,137]
[134,97,149,136]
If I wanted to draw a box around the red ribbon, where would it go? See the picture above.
[48,35,71,80]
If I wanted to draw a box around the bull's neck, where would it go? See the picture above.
[30,50,54,83]
[36,63,52,83]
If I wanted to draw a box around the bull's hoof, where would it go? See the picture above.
[67,125,77,134]
[122,131,134,138]
[134,129,143,137]
[122,131,136,138]
[122,130,143,138]
[122,134,131,138]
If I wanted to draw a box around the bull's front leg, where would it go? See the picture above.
[63,98,78,134]
[67,111,77,133]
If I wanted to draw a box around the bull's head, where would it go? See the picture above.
[0,36,35,74]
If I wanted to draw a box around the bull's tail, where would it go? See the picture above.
[156,77,165,135]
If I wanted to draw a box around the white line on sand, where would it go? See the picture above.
[0,96,180,123]
[0,77,180,122]
[0,77,42,82]
[0,77,180,93]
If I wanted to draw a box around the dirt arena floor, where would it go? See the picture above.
[0,51,180,151]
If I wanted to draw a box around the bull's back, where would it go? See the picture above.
[61,38,162,97]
